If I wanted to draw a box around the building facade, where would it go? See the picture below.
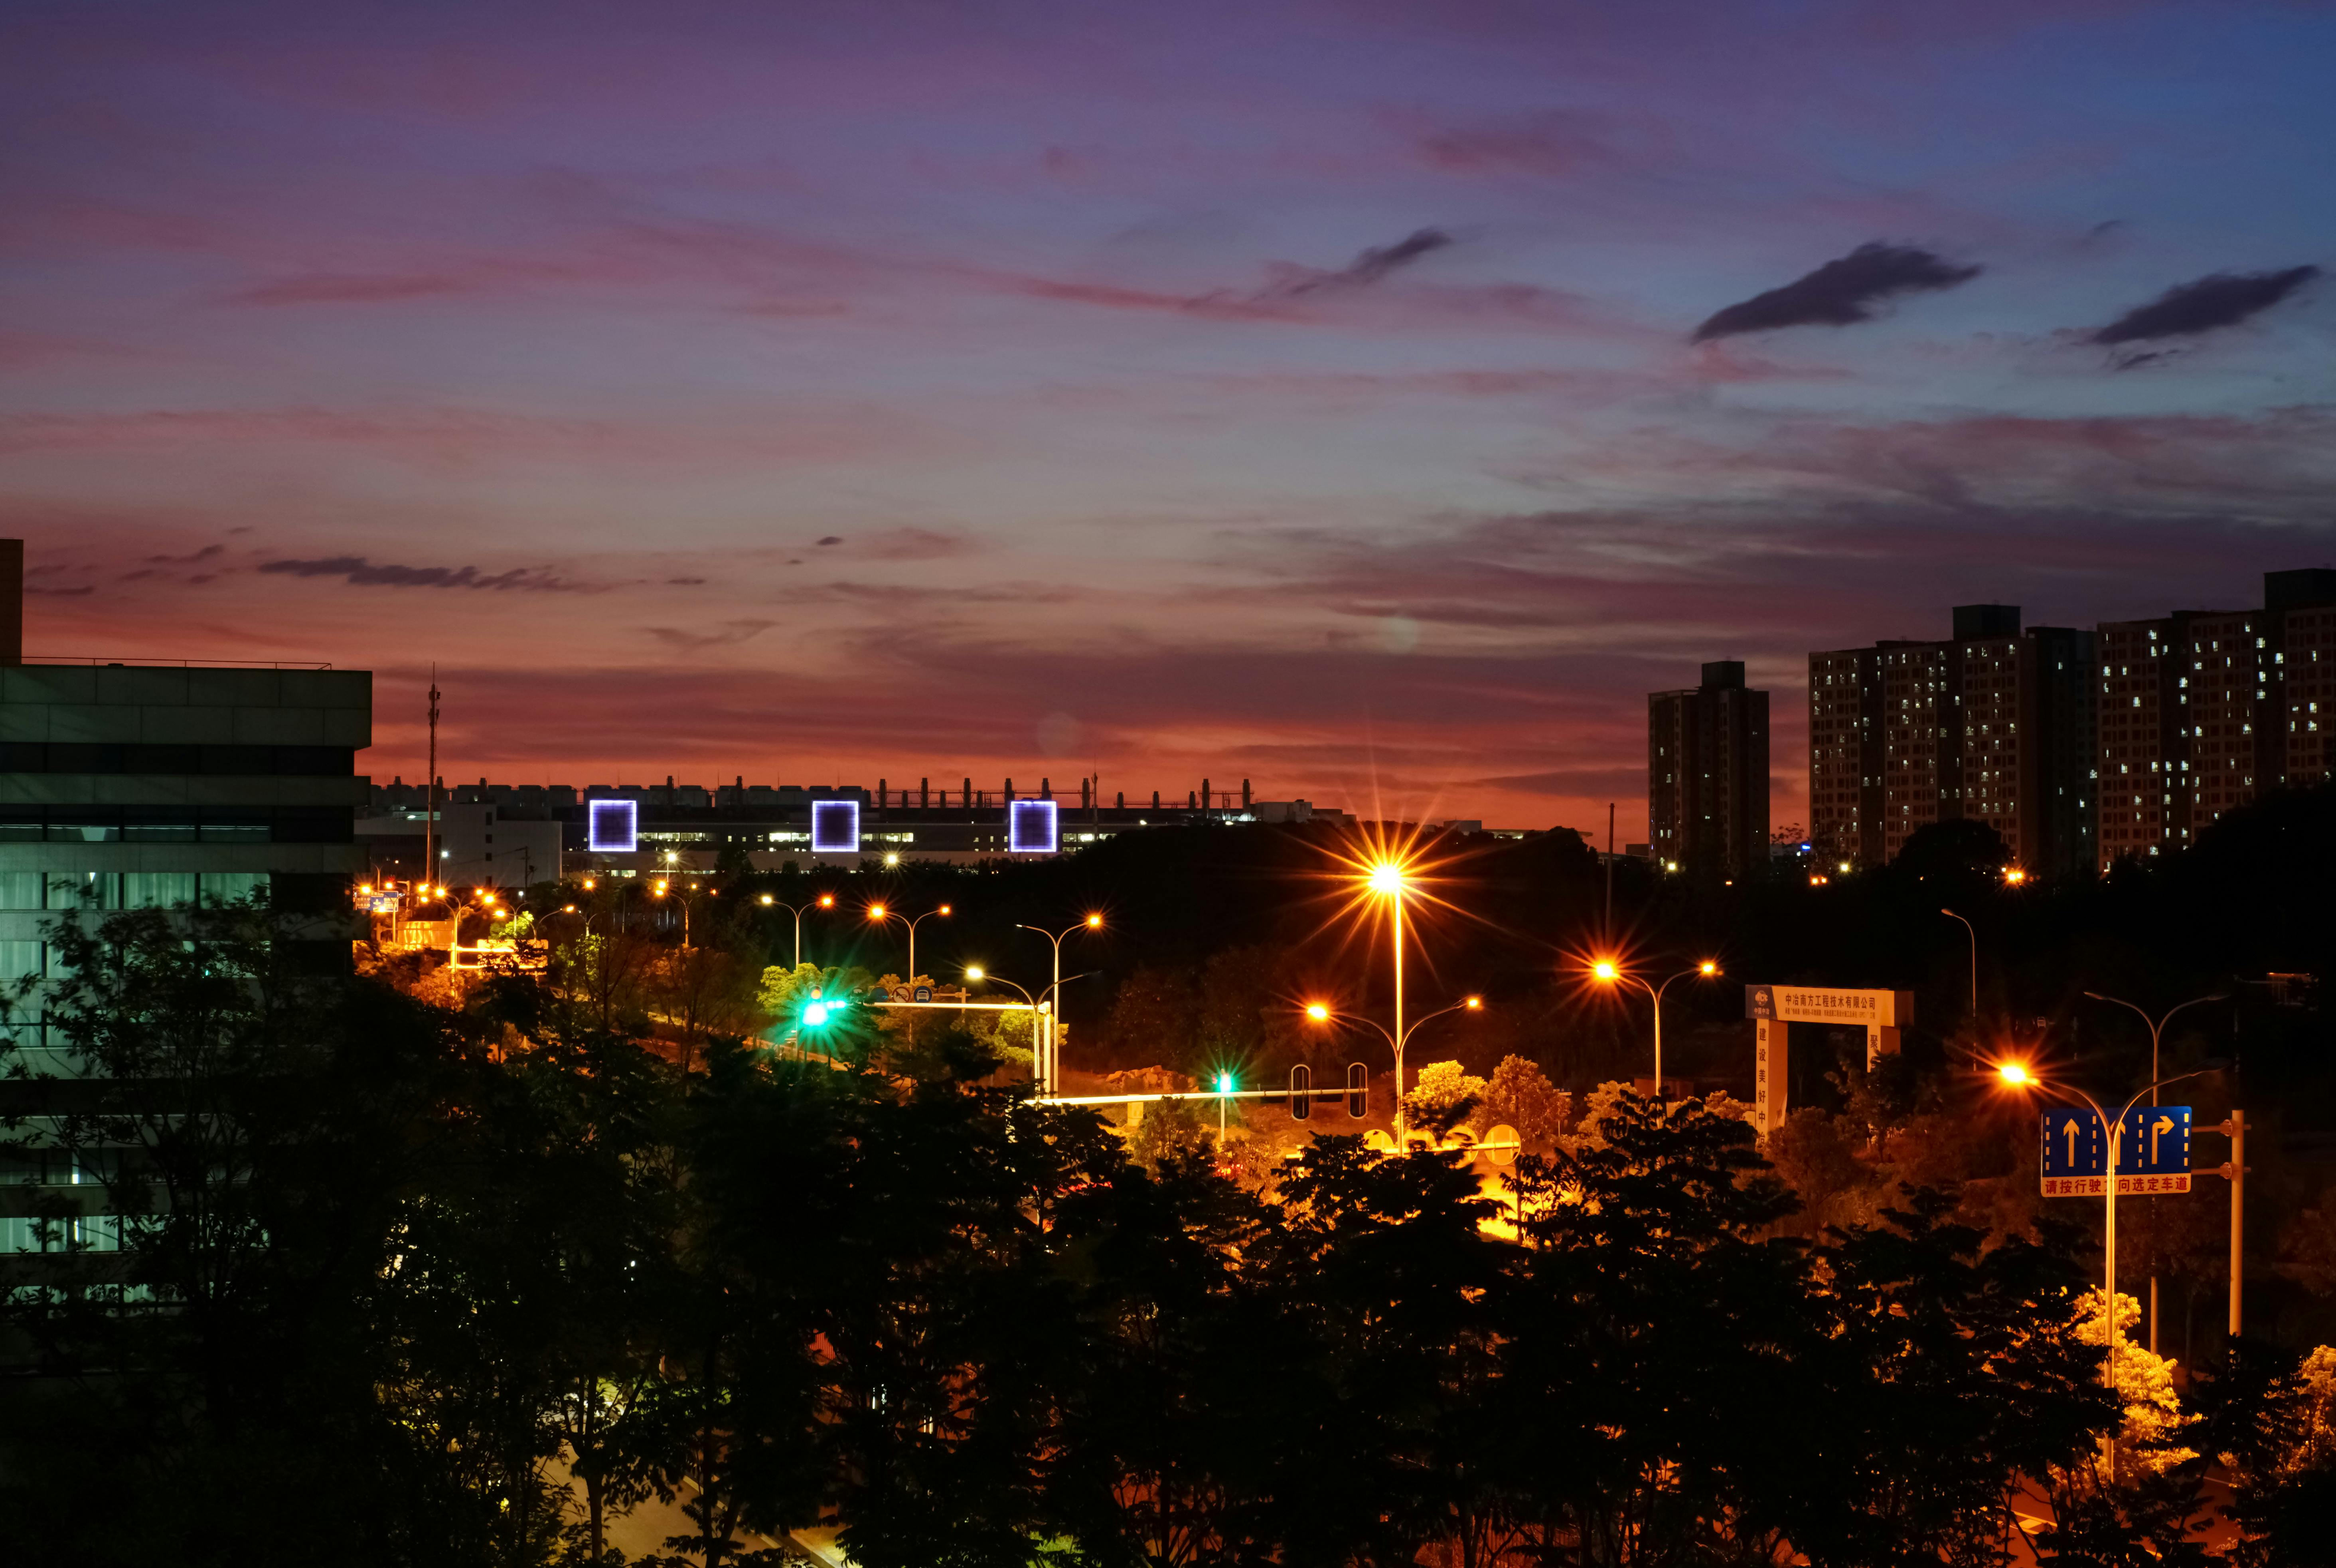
[2095,569,2336,870]
[0,545,371,1272]
[1647,660,1770,878]
[1809,606,2096,874]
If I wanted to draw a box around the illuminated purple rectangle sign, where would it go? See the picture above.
[587,798,637,853]
[810,799,859,854]
[1009,798,1058,854]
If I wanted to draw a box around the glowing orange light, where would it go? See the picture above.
[759,894,773,906]
[1699,960,1719,977]
[359,883,373,895]
[2004,867,2029,886]
[1464,995,1483,1010]
[966,964,986,981]
[652,881,668,896]
[1085,912,1103,928]
[1367,863,1406,897]
[868,904,889,921]
[582,879,596,891]
[1591,959,1620,982]
[1997,1062,2034,1086]
[1305,1002,1331,1022]
[818,894,835,908]
[938,904,953,916]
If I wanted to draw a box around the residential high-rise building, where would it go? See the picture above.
[1808,606,2096,874]
[1648,660,1769,878]
[2096,568,2336,869]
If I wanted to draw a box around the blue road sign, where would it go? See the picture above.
[2041,1107,2105,1179]
[2040,1105,2193,1197]
[913,984,933,1002]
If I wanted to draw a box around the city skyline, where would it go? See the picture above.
[6,0,2334,836]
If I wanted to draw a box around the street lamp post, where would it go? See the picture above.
[1589,958,1720,1099]
[649,879,694,946]
[765,892,836,969]
[867,901,954,983]
[1941,908,1977,1022]
[1360,862,1414,1122]
[1996,1060,2209,1471]
[1306,995,1483,1146]
[966,966,1045,1088]
[2081,990,2230,1356]
[1017,914,1101,1095]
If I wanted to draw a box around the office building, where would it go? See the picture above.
[1808,606,2096,874]
[2097,569,2336,869]
[1647,660,1769,878]
[0,541,371,1265]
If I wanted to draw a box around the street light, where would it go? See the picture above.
[1017,914,1102,1095]
[768,893,837,969]
[1994,1057,2211,1467]
[2081,989,2231,1355]
[1941,908,1977,1022]
[1361,860,1414,1125]
[1588,957,1721,1100]
[966,966,1045,1087]
[648,879,693,946]
[1305,994,1483,1145]
[865,901,954,984]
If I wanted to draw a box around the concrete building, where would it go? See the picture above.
[1809,606,2096,874]
[1647,660,1769,878]
[2096,569,2336,869]
[0,542,371,1264]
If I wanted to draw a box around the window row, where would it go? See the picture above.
[0,806,349,844]
[0,870,271,913]
[0,743,354,777]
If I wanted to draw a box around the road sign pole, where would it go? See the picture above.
[2229,1109,2245,1341]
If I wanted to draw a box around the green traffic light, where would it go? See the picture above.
[804,1001,831,1027]
[1216,1072,1234,1094]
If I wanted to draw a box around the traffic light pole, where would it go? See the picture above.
[2205,1110,2247,1341]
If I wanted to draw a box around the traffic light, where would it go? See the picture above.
[1215,1072,1234,1094]
[1347,1062,1368,1120]
[1289,1063,1313,1120]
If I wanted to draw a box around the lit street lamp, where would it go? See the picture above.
[766,892,836,969]
[865,901,953,983]
[1588,957,1720,1100]
[1305,994,1483,1145]
[1017,913,1101,1095]
[966,966,1045,1087]
[2081,989,2230,1355]
[1995,1057,2210,1468]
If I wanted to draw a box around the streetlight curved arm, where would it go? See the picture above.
[1943,908,1977,1021]
[1395,995,1485,1052]
[1305,1003,1398,1053]
[2083,990,2230,1082]
[764,893,836,970]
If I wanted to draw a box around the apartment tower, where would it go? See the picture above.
[1648,660,1770,878]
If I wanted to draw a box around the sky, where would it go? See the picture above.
[4,0,2332,837]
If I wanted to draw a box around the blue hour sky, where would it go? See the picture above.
[4,0,2331,833]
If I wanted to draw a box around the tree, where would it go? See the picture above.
[1479,1054,1568,1150]
[1404,1059,1487,1139]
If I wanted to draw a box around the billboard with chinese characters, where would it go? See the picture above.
[587,798,637,853]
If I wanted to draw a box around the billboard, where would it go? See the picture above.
[811,799,860,855]
[1008,798,1058,854]
[586,798,638,853]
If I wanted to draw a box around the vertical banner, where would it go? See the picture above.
[1755,1017,1786,1141]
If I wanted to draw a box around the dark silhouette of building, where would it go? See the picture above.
[1648,660,1769,879]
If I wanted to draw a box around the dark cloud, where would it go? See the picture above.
[1691,243,1982,342]
[1261,228,1455,299]
[667,576,707,585]
[816,535,843,546]
[2089,265,2319,346]
[645,619,776,652]
[257,556,582,591]
[144,544,224,564]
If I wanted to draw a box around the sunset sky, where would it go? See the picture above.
[5,0,2332,836]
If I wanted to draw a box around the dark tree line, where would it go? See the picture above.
[4,906,2335,1566]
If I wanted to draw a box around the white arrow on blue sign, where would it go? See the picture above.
[2039,1106,2192,1197]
